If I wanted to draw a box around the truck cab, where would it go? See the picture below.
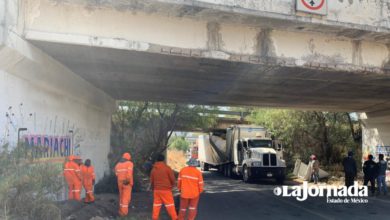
[232,133,286,184]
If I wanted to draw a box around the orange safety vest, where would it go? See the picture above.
[64,161,81,183]
[81,165,95,183]
[178,167,204,199]
[115,160,134,185]
[150,162,175,191]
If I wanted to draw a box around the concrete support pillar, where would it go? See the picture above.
[0,29,116,182]
[361,113,390,162]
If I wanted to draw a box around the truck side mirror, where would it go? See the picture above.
[243,141,248,149]
[246,150,251,158]
[276,144,282,151]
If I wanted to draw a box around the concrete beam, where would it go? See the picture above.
[15,0,390,113]
[25,40,390,112]
[32,0,390,44]
[23,1,389,72]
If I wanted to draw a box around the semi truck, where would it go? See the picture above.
[198,125,286,183]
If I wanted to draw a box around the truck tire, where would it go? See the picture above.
[218,165,223,173]
[226,164,232,178]
[201,162,209,171]
[223,164,228,177]
[228,164,239,179]
[243,165,252,183]
[230,165,240,179]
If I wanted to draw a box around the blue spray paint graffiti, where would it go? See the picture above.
[23,135,73,158]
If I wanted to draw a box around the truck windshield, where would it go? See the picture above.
[248,140,272,148]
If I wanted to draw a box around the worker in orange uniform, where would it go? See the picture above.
[63,155,82,201]
[81,159,96,203]
[150,154,178,220]
[177,158,204,220]
[115,152,134,217]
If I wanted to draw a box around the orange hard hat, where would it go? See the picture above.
[122,152,131,160]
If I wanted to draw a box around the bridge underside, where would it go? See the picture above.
[31,40,390,113]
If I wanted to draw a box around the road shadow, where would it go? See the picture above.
[202,170,301,187]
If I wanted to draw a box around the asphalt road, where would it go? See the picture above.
[196,171,390,220]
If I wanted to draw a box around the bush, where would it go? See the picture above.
[0,144,63,220]
[168,137,189,152]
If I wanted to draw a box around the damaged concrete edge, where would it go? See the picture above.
[4,31,116,114]
[45,0,390,44]
[153,0,390,37]
[25,30,152,52]
[24,30,389,76]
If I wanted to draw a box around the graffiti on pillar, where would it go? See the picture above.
[22,135,73,158]
[1,103,84,159]
[72,127,85,156]
[363,145,390,160]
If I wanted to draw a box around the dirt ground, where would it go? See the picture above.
[58,150,187,220]
[59,192,174,220]
[167,149,187,172]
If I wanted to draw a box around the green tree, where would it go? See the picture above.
[168,136,190,152]
[110,101,217,168]
[248,109,361,167]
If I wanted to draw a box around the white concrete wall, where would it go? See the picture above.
[44,0,389,29]
[0,32,115,182]
[361,113,390,163]
[191,0,389,28]
[24,0,209,50]
[22,0,389,70]
[0,0,8,44]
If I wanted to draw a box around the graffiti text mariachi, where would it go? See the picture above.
[23,135,73,158]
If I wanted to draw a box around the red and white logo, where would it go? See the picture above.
[301,0,325,10]
[296,0,327,15]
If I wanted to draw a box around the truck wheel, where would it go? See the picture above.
[230,166,239,179]
[223,165,228,177]
[201,162,209,171]
[243,165,252,183]
[276,176,285,185]
[218,165,224,174]
[226,164,232,178]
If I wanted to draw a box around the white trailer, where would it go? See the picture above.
[198,125,287,184]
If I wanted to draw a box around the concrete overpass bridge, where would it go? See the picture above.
[1,0,389,179]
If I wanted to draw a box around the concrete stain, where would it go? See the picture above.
[256,29,275,57]
[337,29,368,39]
[383,44,390,70]
[352,40,362,65]
[176,5,203,17]
[302,53,345,65]
[207,22,223,51]
[308,39,315,54]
